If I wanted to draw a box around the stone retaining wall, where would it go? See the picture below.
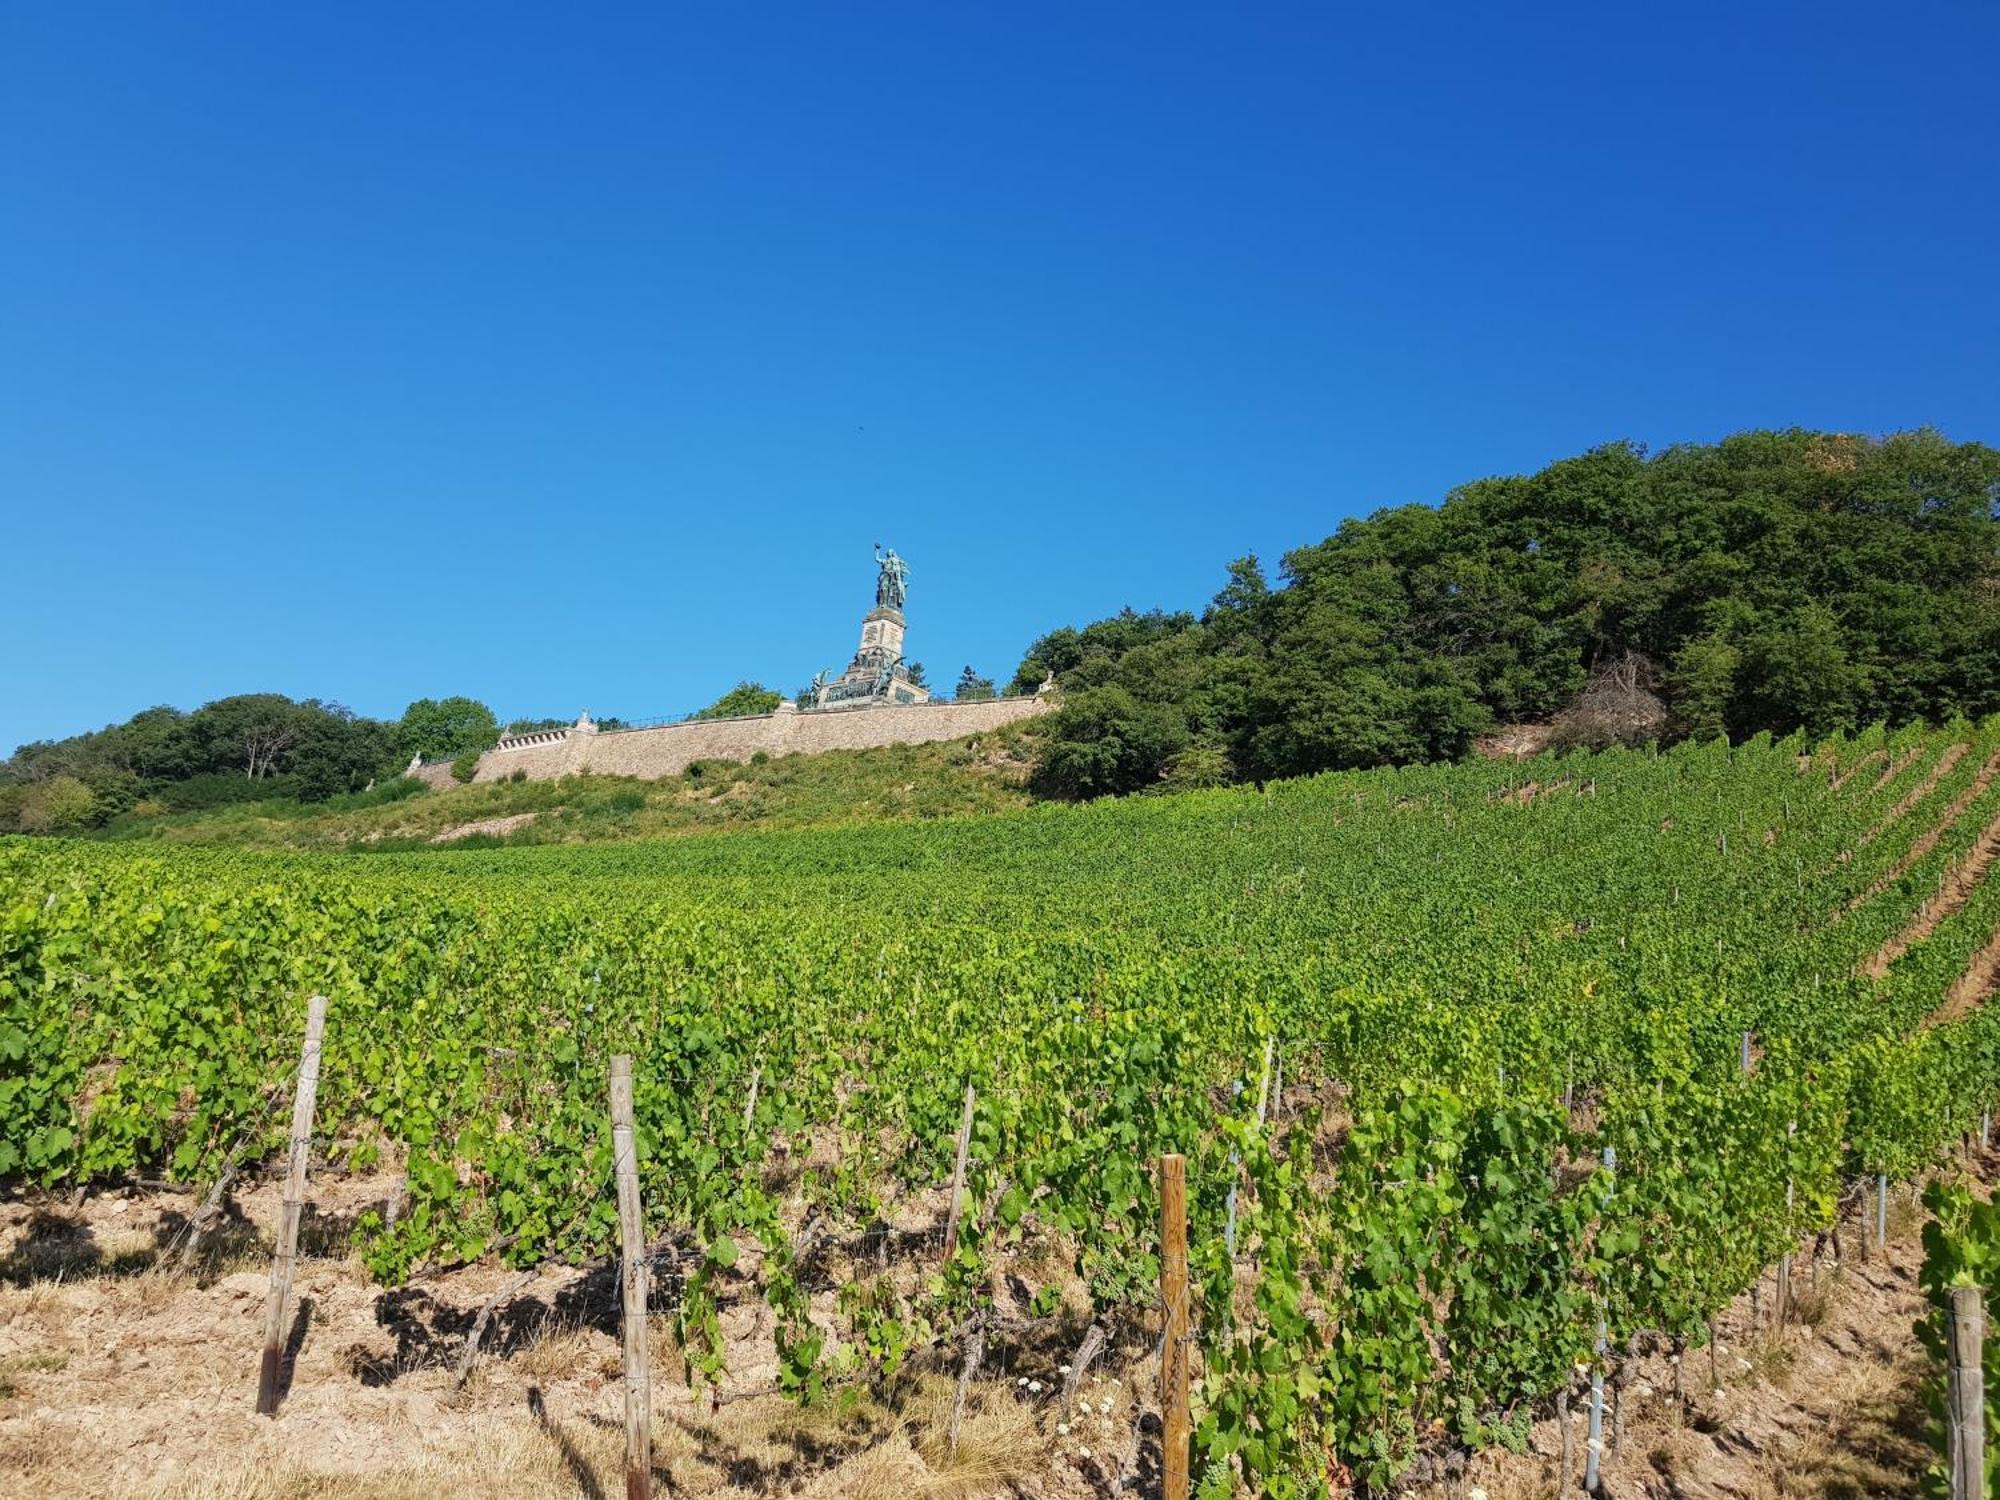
[413,694,1050,788]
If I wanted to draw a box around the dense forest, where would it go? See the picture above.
[1010,428,2000,797]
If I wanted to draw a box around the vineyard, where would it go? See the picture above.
[8,720,2000,1495]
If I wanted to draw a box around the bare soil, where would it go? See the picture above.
[1,1152,1959,1500]
[0,1174,1127,1500]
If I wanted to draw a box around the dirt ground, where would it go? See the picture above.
[0,1158,1954,1499]
[0,1171,1133,1499]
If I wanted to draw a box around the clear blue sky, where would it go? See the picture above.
[4,3,1996,751]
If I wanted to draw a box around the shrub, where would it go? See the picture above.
[750,751,770,766]
[604,789,646,815]
[508,768,528,784]
[450,753,481,784]
[321,777,428,812]
[693,682,782,720]
[157,772,301,812]
[1157,745,1234,792]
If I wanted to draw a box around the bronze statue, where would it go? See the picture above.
[872,543,910,611]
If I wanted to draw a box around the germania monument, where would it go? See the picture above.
[808,545,932,709]
[409,545,1049,788]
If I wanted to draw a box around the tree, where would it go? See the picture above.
[694,682,783,720]
[289,702,396,800]
[396,697,500,765]
[187,694,308,780]
[118,706,196,780]
[904,661,928,688]
[18,775,96,833]
[1669,634,1740,742]
[955,666,998,702]
[1028,686,1193,799]
[1007,429,2000,798]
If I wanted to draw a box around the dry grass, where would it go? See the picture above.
[1742,1327,1797,1384]
[0,1423,93,1490]
[1731,1357,1928,1500]
[511,1317,607,1383]
[905,1376,1040,1496]
[140,1428,628,1500]
[1790,1274,1837,1330]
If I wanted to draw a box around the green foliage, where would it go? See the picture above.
[7,724,2000,1490]
[1157,745,1232,791]
[449,752,480,784]
[694,682,783,720]
[1028,685,1193,798]
[4,694,404,820]
[1018,430,2000,796]
[397,697,499,765]
[1918,1181,2000,1497]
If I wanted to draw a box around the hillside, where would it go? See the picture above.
[12,431,1998,832]
[92,725,1036,851]
[7,722,2000,1495]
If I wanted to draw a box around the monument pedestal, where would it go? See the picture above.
[816,608,931,710]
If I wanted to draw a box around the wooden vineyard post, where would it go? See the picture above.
[610,1055,652,1500]
[257,992,327,1417]
[1950,1285,1986,1500]
[1878,1173,1890,1249]
[1160,1153,1191,1500]
[942,1081,975,1263]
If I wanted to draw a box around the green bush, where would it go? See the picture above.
[157,772,301,812]
[326,776,428,811]
[450,753,480,784]
[1157,744,1233,792]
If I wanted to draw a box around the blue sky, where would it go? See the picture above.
[4,3,1996,751]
